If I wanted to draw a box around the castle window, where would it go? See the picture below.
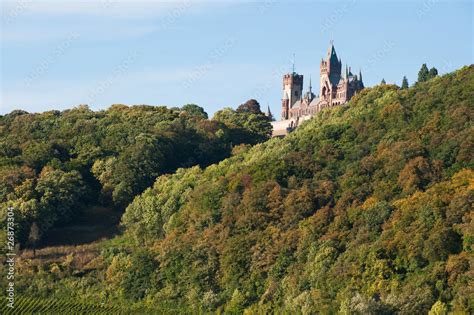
[295,91,299,97]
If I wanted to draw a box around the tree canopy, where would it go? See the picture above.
[0,101,271,245]
[213,103,272,145]
[236,99,263,115]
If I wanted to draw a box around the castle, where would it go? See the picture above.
[271,42,364,137]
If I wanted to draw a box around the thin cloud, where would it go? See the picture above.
[1,0,235,43]
[1,0,239,19]
[2,1,176,18]
[2,23,160,43]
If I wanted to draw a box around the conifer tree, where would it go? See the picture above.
[401,76,409,89]
[418,63,429,82]
[381,78,386,85]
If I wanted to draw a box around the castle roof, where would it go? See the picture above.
[327,41,339,65]
[309,97,320,107]
[291,97,320,109]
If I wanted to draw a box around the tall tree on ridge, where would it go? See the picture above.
[236,99,263,115]
[428,67,439,79]
[401,76,409,89]
[418,63,430,82]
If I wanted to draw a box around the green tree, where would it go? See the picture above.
[180,104,208,119]
[213,106,271,145]
[35,167,87,229]
[428,67,438,79]
[236,99,263,115]
[381,78,386,85]
[401,76,409,89]
[418,63,430,82]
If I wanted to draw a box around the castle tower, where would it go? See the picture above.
[283,72,303,108]
[320,41,342,104]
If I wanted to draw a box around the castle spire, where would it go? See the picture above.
[328,40,334,54]
[266,104,273,118]
[327,40,338,61]
[309,76,312,93]
[359,69,364,88]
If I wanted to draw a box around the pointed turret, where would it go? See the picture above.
[327,40,339,65]
[304,76,315,102]
[348,66,353,77]
[359,69,364,88]
[266,104,274,121]
[327,40,334,54]
[323,41,342,86]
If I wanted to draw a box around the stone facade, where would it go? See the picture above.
[272,42,364,137]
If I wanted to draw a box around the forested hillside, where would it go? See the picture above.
[1,66,473,314]
[0,101,271,246]
[122,65,473,313]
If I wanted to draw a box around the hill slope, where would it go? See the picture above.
[122,66,473,313]
[0,102,271,247]
[6,66,473,314]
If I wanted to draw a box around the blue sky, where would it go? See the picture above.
[1,0,473,118]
